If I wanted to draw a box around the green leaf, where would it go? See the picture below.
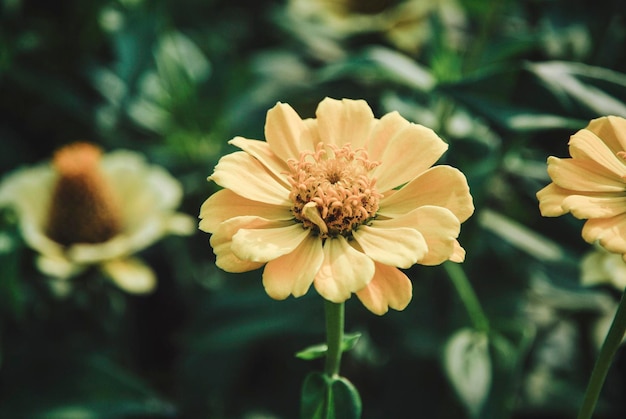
[295,332,361,361]
[443,328,492,418]
[300,372,362,419]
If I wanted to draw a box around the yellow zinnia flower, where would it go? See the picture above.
[0,142,195,294]
[199,97,474,315]
[537,116,626,260]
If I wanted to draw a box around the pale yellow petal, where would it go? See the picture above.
[449,240,466,263]
[537,183,571,216]
[378,165,474,222]
[264,102,315,160]
[373,123,448,192]
[380,206,460,266]
[561,193,626,219]
[582,214,626,254]
[210,216,288,272]
[262,235,324,299]
[568,129,626,178]
[228,137,290,186]
[546,157,625,192]
[586,116,626,154]
[199,189,292,234]
[231,223,309,263]
[366,111,411,162]
[356,263,412,315]
[210,151,291,206]
[315,97,374,148]
[352,225,427,268]
[101,257,156,294]
[313,236,375,303]
[36,254,85,279]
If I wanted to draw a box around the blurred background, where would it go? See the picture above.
[1,0,626,418]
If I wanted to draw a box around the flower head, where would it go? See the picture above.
[0,142,195,294]
[537,116,626,261]
[199,97,474,314]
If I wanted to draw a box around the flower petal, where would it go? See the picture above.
[101,257,156,294]
[546,156,625,192]
[568,129,626,178]
[264,102,316,161]
[586,116,626,155]
[537,183,572,216]
[210,151,291,205]
[367,111,411,162]
[353,225,427,268]
[356,263,412,315]
[232,223,310,263]
[378,165,474,222]
[316,98,375,149]
[582,214,626,254]
[373,123,448,192]
[561,193,626,219]
[199,189,292,234]
[378,206,460,266]
[210,216,287,272]
[229,137,290,186]
[449,240,466,263]
[313,236,375,303]
[262,235,324,300]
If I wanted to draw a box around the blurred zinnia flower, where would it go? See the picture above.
[0,142,195,294]
[199,97,474,315]
[537,116,626,260]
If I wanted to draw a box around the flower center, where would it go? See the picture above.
[286,143,382,239]
[46,142,122,246]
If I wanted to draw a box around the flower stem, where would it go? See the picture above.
[577,290,626,419]
[324,300,345,378]
[444,262,490,333]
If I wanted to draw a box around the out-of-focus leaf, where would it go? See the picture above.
[295,332,361,360]
[478,209,564,262]
[0,211,25,322]
[300,372,362,419]
[318,46,435,91]
[525,61,626,117]
[443,328,492,418]
[155,31,211,89]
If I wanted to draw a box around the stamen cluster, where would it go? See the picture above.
[286,143,382,238]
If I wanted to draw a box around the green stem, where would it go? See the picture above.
[324,300,345,378]
[444,262,490,333]
[577,290,626,419]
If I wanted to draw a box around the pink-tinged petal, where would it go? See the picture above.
[546,157,625,192]
[449,240,466,263]
[262,235,324,300]
[353,225,427,268]
[210,151,291,205]
[231,223,309,263]
[313,236,375,303]
[210,216,287,272]
[315,98,375,149]
[582,214,626,254]
[568,129,626,177]
[561,193,626,219]
[367,111,411,162]
[264,103,314,161]
[356,263,412,315]
[377,206,460,266]
[199,189,292,234]
[537,183,571,216]
[373,123,448,192]
[585,116,626,156]
[378,165,474,222]
[229,137,290,186]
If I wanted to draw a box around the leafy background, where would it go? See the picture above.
[1,0,626,418]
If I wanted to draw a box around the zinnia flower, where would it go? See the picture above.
[199,97,474,314]
[0,142,195,294]
[537,116,626,261]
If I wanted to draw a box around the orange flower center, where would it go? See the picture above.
[286,143,382,239]
[46,142,122,246]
